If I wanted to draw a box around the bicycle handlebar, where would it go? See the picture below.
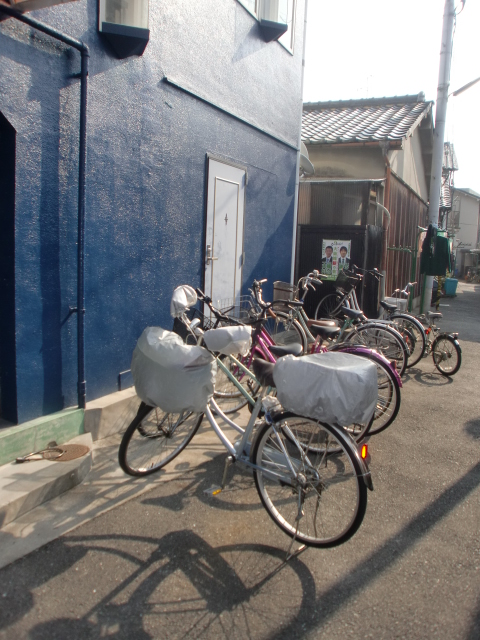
[353,266,383,280]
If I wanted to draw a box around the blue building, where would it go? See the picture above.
[0,0,306,426]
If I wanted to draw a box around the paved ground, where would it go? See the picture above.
[0,282,479,639]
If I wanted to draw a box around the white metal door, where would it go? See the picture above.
[205,159,245,308]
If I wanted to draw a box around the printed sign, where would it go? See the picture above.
[321,240,352,281]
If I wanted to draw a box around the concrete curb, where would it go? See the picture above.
[0,433,92,528]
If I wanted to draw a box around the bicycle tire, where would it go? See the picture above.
[315,293,347,320]
[331,346,401,435]
[118,403,204,477]
[365,356,401,435]
[390,313,426,368]
[346,323,408,376]
[263,311,308,354]
[252,414,367,547]
[432,334,462,376]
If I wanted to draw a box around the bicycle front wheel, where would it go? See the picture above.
[213,353,258,414]
[391,314,426,368]
[347,324,408,376]
[432,335,461,376]
[252,415,367,547]
[315,293,346,320]
[263,311,308,353]
[118,403,204,477]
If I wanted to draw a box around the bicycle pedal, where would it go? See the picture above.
[204,485,223,497]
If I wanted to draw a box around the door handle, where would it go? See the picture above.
[206,244,218,266]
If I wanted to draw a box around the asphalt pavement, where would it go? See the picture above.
[0,282,479,640]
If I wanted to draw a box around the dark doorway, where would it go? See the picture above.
[0,112,17,425]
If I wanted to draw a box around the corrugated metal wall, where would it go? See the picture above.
[298,182,366,226]
[387,174,428,300]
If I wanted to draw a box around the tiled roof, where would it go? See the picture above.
[302,95,433,145]
[443,142,458,171]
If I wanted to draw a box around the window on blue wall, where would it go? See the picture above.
[99,0,149,29]
[238,0,296,51]
[98,0,150,58]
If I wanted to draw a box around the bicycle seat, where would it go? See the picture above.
[342,307,365,321]
[308,325,341,340]
[272,299,304,308]
[379,300,398,312]
[269,344,303,358]
[252,358,276,388]
[307,318,339,328]
[427,311,443,319]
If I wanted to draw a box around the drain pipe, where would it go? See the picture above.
[376,147,392,302]
[377,201,391,302]
[0,5,89,409]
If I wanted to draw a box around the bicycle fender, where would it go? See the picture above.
[262,411,373,491]
[318,421,373,491]
[350,444,374,491]
[433,332,462,353]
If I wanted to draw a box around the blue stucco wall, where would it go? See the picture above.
[0,0,304,423]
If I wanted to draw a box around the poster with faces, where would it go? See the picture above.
[321,240,352,280]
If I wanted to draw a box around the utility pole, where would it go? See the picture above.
[422,0,456,313]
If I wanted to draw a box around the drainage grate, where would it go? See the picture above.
[52,444,90,462]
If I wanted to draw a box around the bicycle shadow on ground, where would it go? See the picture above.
[19,532,316,640]
[270,459,480,639]
[402,366,454,387]
[141,454,263,514]
[464,417,480,441]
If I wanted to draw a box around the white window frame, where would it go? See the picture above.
[237,0,296,53]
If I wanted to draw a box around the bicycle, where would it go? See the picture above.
[247,278,402,435]
[193,288,374,442]
[260,274,409,377]
[415,311,462,376]
[313,267,420,369]
[119,289,373,549]
[377,281,427,368]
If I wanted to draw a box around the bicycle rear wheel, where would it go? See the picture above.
[263,311,308,353]
[346,324,408,376]
[118,403,204,477]
[368,359,401,435]
[331,346,401,435]
[252,415,367,547]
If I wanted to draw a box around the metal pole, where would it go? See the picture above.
[422,0,455,313]
[291,0,308,284]
[0,5,89,409]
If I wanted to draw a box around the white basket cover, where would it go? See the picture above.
[272,352,378,426]
[203,325,252,355]
[170,285,198,318]
[131,327,216,413]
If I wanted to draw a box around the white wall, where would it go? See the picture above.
[453,190,480,274]
[388,128,428,201]
[306,145,385,180]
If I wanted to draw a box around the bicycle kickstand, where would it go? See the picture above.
[284,491,307,562]
[203,454,235,497]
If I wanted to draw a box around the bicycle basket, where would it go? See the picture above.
[132,327,217,413]
[335,269,360,291]
[273,281,298,302]
[217,295,262,323]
